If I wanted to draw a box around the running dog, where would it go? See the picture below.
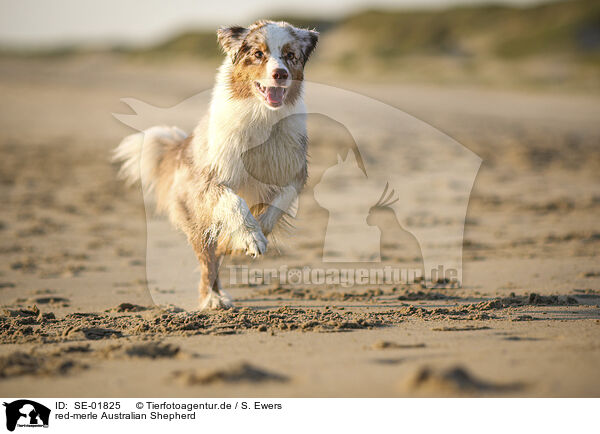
[113,20,318,309]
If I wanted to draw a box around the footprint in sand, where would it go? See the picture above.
[402,365,525,395]
[172,362,288,386]
[109,342,182,359]
[0,350,87,379]
[32,296,70,305]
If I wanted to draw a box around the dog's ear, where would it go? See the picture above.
[217,26,249,58]
[298,29,319,63]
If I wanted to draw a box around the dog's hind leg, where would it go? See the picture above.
[193,240,233,310]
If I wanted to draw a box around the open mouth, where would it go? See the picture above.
[255,82,287,108]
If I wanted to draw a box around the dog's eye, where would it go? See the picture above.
[286,52,296,61]
[254,51,264,59]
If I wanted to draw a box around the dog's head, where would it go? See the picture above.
[217,20,318,110]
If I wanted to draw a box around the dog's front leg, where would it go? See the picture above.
[258,185,300,236]
[212,186,268,257]
[192,240,232,310]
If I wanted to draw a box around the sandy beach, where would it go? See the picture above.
[0,56,599,397]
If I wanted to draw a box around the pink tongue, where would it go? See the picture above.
[266,87,284,105]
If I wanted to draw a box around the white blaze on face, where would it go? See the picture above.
[264,24,293,87]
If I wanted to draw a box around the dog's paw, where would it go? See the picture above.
[230,228,268,258]
[244,230,268,258]
[199,290,233,310]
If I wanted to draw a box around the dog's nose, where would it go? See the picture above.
[272,68,288,81]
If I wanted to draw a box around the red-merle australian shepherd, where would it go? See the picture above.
[114,21,318,309]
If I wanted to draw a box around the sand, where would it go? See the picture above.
[0,56,599,397]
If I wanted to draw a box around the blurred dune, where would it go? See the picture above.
[2,0,598,90]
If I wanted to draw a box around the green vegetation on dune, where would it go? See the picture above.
[126,0,599,62]
[335,0,600,60]
[125,16,336,60]
[2,0,597,63]
[1,0,598,89]
[135,31,220,59]
[492,0,600,59]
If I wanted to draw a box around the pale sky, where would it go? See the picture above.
[0,0,548,48]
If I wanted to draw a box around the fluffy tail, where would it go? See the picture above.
[113,125,187,191]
